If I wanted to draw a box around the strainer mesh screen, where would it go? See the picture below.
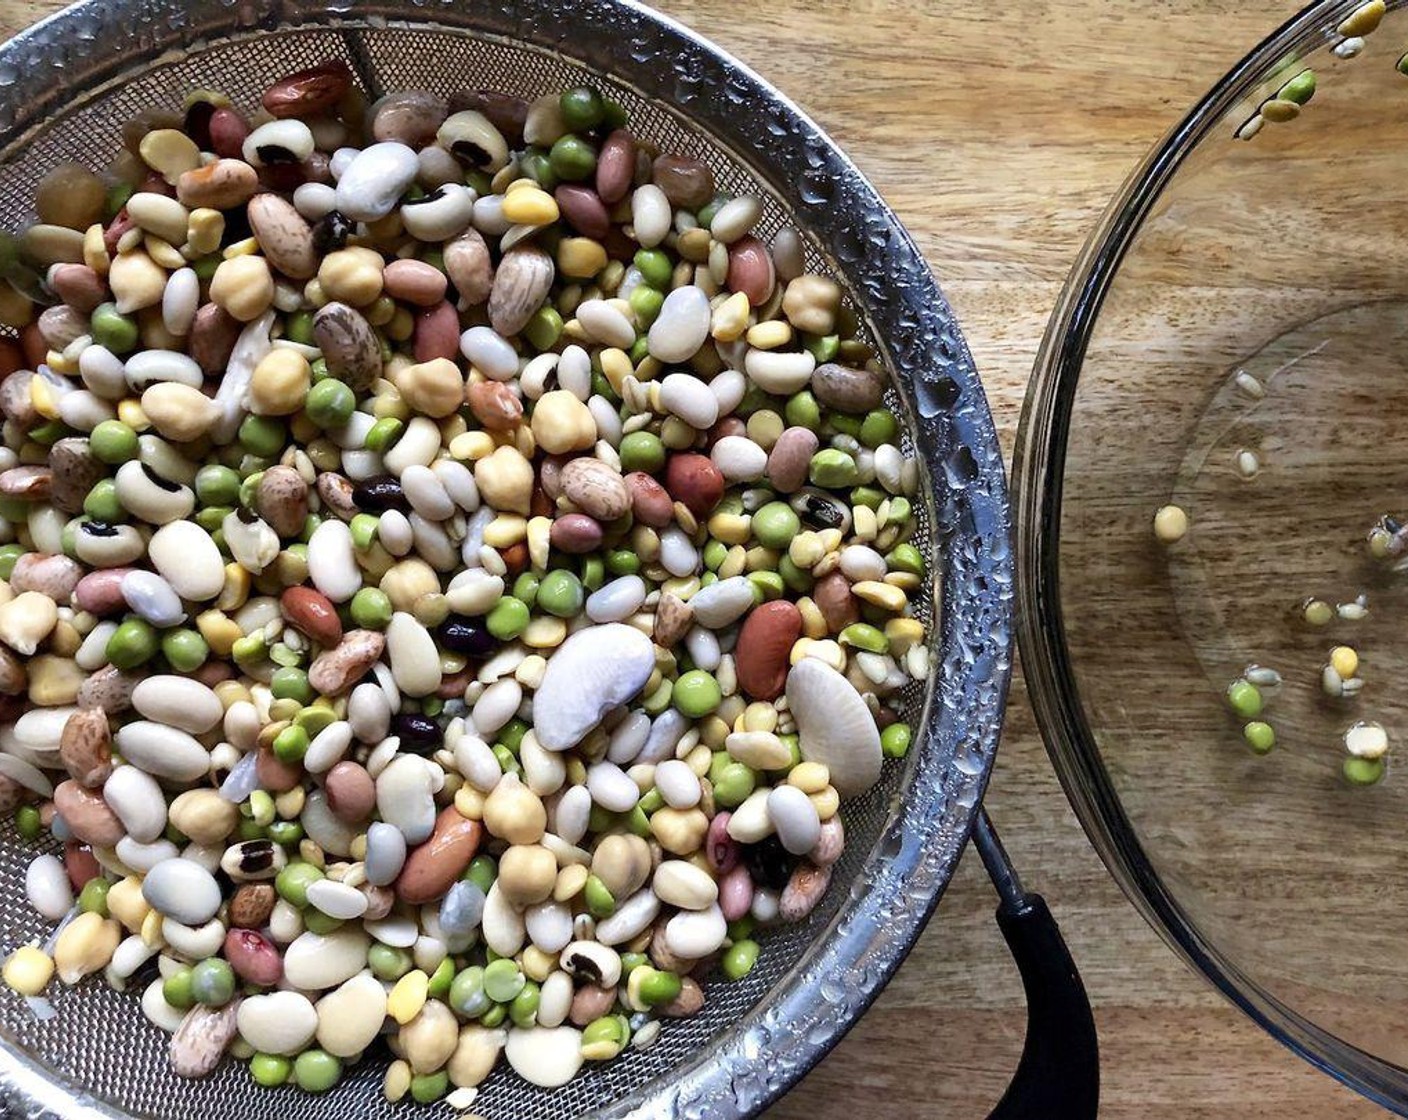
[0,23,937,1120]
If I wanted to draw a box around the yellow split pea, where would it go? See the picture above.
[1153,504,1189,543]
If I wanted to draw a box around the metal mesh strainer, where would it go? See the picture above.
[0,2,1012,1118]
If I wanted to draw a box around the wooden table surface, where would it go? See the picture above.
[0,0,1384,1115]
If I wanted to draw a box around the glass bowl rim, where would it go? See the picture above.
[1013,0,1408,1111]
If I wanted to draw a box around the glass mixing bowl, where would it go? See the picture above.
[1016,0,1408,1111]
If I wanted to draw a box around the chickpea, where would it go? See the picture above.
[395,358,464,418]
[209,255,274,321]
[318,246,385,306]
[249,348,311,415]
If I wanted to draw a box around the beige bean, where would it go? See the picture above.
[138,129,201,182]
[399,999,459,1074]
[447,1025,504,1088]
[648,807,709,856]
[529,390,596,455]
[53,911,121,984]
[590,833,652,899]
[28,655,83,706]
[249,349,311,415]
[472,446,534,516]
[781,274,842,336]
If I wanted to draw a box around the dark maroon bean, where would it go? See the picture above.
[183,100,218,151]
[258,163,306,192]
[742,835,794,891]
[553,185,611,240]
[392,713,443,754]
[437,616,495,657]
[549,513,603,554]
[352,476,408,512]
[311,211,354,256]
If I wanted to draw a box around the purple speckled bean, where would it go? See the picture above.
[73,568,134,616]
[718,863,753,921]
[706,812,737,873]
[549,513,603,554]
[808,815,844,867]
[223,928,283,987]
[10,553,83,602]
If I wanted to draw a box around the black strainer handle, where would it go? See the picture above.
[973,809,1100,1120]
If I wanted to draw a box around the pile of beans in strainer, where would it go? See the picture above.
[0,60,928,1105]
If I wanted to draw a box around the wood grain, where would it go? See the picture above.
[0,0,1386,1115]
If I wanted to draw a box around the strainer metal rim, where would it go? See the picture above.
[0,2,1012,1117]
